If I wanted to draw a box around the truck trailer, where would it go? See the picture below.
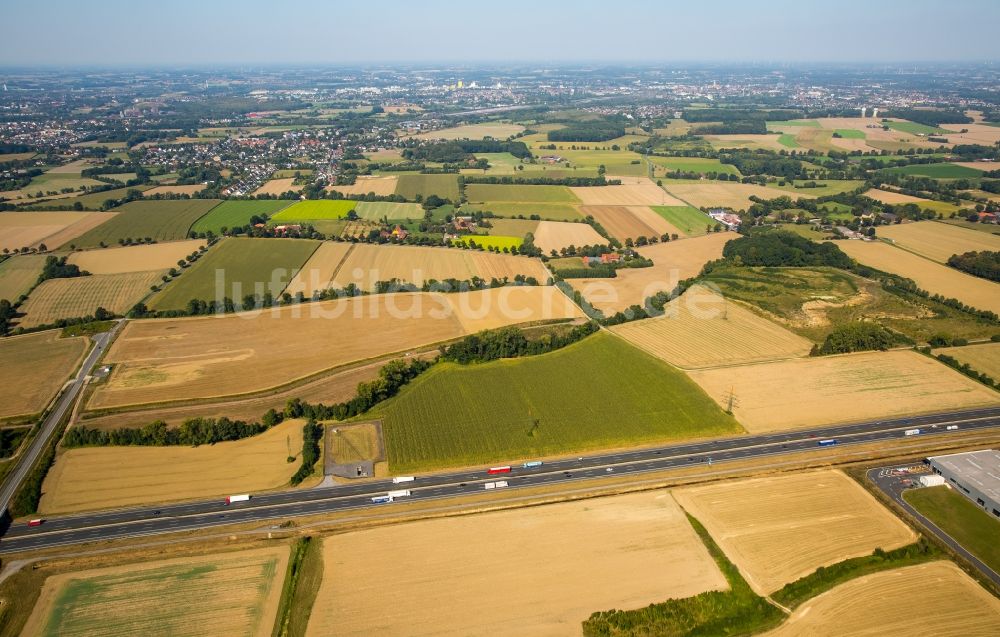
[485,481,509,490]
[392,476,415,484]
[904,428,921,436]
[387,489,411,498]
[226,494,251,504]
[371,495,394,504]
[817,439,837,447]
[522,461,543,468]
[487,466,512,475]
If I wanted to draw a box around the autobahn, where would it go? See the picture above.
[0,321,124,518]
[3,405,1000,554]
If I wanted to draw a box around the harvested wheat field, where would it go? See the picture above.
[67,239,205,274]
[941,122,1000,146]
[764,561,1000,636]
[571,177,683,206]
[611,285,812,368]
[0,211,93,251]
[18,271,163,329]
[282,241,355,297]
[688,350,1000,433]
[674,470,916,594]
[21,546,289,637]
[39,213,118,250]
[326,175,398,196]
[532,220,607,254]
[877,221,1000,263]
[142,184,205,196]
[570,233,731,314]
[252,177,299,196]
[40,419,307,513]
[306,490,726,637]
[0,330,87,420]
[89,286,581,408]
[937,342,1000,379]
[838,240,1000,315]
[579,205,673,241]
[862,187,949,209]
[663,182,810,209]
[329,243,549,290]
[704,134,791,152]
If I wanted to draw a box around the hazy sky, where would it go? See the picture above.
[2,0,998,67]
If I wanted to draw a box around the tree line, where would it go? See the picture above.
[947,251,1000,282]
[440,322,598,364]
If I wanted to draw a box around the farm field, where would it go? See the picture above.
[936,342,1000,378]
[862,188,960,214]
[326,175,398,196]
[687,350,1000,433]
[251,177,299,196]
[306,491,726,637]
[353,201,424,221]
[190,199,292,234]
[884,119,949,135]
[482,218,539,237]
[838,240,1000,315]
[702,265,999,344]
[579,206,672,240]
[40,419,307,513]
[142,184,205,196]
[532,220,607,254]
[67,239,204,274]
[941,122,1000,146]
[67,199,221,248]
[33,213,118,251]
[26,186,150,211]
[571,177,682,206]
[531,149,648,176]
[0,211,95,252]
[763,562,1000,636]
[21,546,289,637]
[329,422,381,464]
[647,156,740,176]
[0,254,46,300]
[149,237,319,310]
[18,271,163,328]
[885,162,984,179]
[463,201,583,221]
[0,330,87,420]
[704,134,791,152]
[768,179,865,197]
[449,235,523,251]
[651,205,714,236]
[282,241,355,297]
[663,181,812,209]
[903,485,1000,574]
[876,220,1000,263]
[610,285,813,369]
[269,200,356,222]
[90,286,581,408]
[410,122,524,140]
[327,243,548,290]
[569,232,731,314]
[378,332,741,472]
[674,470,916,594]
[393,173,460,200]
[465,183,579,203]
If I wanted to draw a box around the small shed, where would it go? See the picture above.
[918,474,946,488]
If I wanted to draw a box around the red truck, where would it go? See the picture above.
[27,519,44,527]
[487,466,511,475]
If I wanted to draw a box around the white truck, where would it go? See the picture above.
[225,494,251,505]
[387,489,412,498]
[392,476,415,484]
[904,428,921,436]
[484,481,509,490]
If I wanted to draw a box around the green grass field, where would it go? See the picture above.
[451,235,523,251]
[767,120,820,128]
[834,128,866,139]
[777,134,800,148]
[65,199,221,248]
[190,200,293,234]
[884,120,950,136]
[648,156,741,176]
[393,174,460,201]
[770,179,866,197]
[376,332,742,472]
[884,163,985,179]
[270,200,357,222]
[651,206,713,236]
[464,184,579,203]
[354,201,425,221]
[463,202,584,221]
[16,186,150,211]
[0,254,46,301]
[528,148,648,176]
[481,218,540,237]
[904,485,1000,574]
[149,237,319,309]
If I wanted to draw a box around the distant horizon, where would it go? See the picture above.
[2,0,998,67]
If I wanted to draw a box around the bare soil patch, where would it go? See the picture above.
[252,177,300,196]
[580,205,660,240]
[67,239,205,274]
[571,177,683,206]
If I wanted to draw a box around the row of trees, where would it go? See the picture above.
[440,322,598,364]
[63,417,268,448]
[947,251,1000,282]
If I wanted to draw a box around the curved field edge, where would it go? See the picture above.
[373,331,742,473]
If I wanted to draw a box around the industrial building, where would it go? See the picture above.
[926,449,1000,519]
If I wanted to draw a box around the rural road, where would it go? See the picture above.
[3,405,1000,554]
[867,464,1000,587]
[0,321,124,520]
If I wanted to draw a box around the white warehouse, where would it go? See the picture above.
[926,449,1000,519]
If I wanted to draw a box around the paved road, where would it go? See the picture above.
[3,405,999,554]
[0,321,124,519]
[867,464,1000,587]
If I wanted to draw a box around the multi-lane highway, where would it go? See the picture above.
[3,405,999,554]
[0,321,123,517]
